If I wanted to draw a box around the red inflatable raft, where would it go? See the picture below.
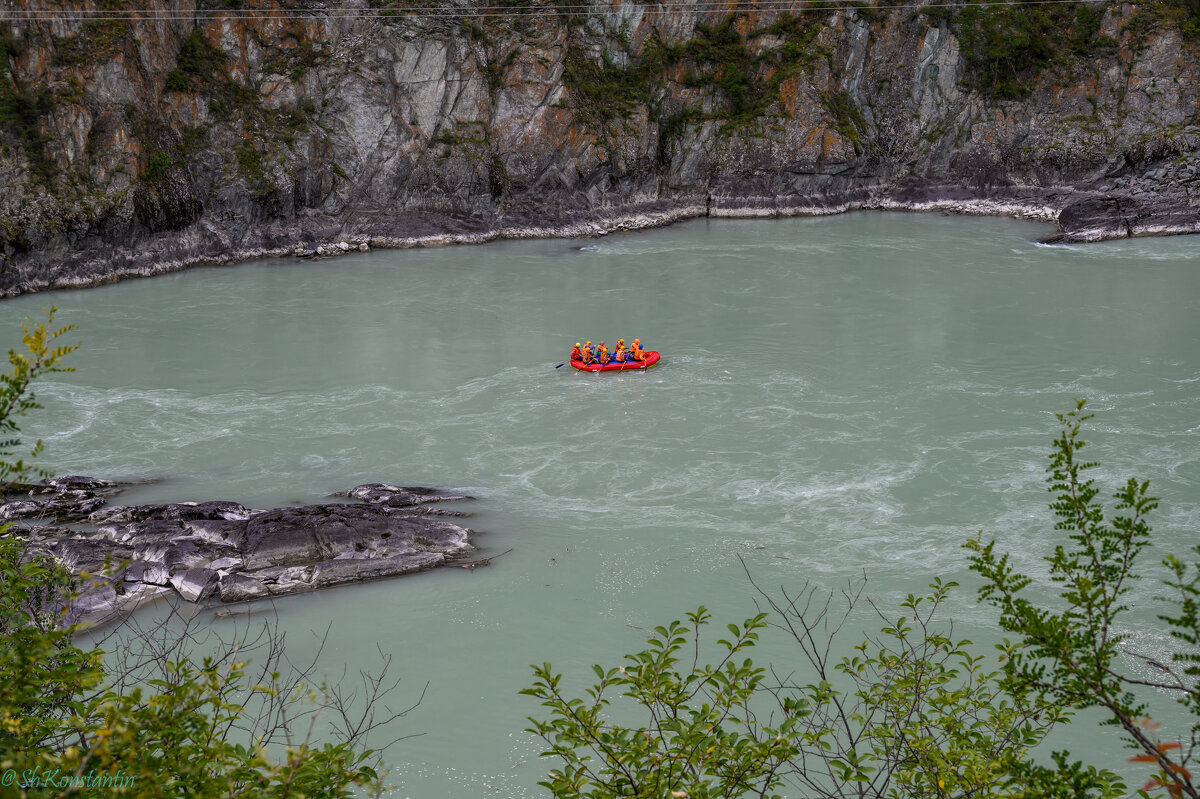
[571,351,660,372]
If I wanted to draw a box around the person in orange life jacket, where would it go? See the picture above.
[597,341,609,363]
[613,341,627,363]
[570,343,583,362]
[581,341,595,364]
[630,338,644,361]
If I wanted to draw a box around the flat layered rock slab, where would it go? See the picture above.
[0,476,141,522]
[90,501,252,524]
[239,504,472,569]
[2,479,486,627]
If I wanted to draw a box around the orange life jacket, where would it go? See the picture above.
[570,346,583,361]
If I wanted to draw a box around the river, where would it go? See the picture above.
[7,211,1200,796]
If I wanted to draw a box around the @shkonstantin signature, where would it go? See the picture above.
[2,767,136,789]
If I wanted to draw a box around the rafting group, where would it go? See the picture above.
[568,338,661,372]
[571,338,647,365]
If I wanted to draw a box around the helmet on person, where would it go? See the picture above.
[586,341,591,345]
[575,343,581,347]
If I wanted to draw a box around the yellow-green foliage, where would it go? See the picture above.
[0,308,77,486]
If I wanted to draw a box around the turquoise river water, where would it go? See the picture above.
[5,212,1200,796]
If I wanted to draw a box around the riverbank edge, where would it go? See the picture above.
[6,182,1197,297]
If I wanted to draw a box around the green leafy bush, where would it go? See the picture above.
[0,530,398,798]
[0,308,77,487]
[528,402,1200,798]
[143,151,172,182]
[0,313,413,797]
[968,399,1200,798]
[523,608,800,798]
[523,578,1120,798]
[163,69,188,92]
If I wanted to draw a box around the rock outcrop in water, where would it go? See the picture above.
[2,476,484,626]
[1,0,1199,295]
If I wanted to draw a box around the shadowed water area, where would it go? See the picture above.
[7,212,1200,796]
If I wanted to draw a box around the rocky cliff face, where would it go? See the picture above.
[1,0,1198,295]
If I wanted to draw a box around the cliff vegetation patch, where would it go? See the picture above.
[956,1,1097,99]
[0,33,56,185]
[948,0,1200,99]
[824,89,867,154]
[1120,0,1200,42]
[158,24,314,193]
[164,27,228,92]
[53,22,128,68]
[563,11,829,132]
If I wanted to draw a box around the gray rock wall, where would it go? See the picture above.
[1,0,1198,294]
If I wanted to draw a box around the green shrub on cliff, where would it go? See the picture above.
[957,2,1078,99]
[0,30,14,80]
[1178,0,1200,38]
[0,57,57,187]
[944,1,1126,98]
[561,11,828,131]
[1154,0,1200,40]
[53,20,128,68]
[561,42,664,125]
[164,27,227,93]
[824,90,867,154]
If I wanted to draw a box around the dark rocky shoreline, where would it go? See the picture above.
[2,476,487,627]
[3,174,1196,298]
